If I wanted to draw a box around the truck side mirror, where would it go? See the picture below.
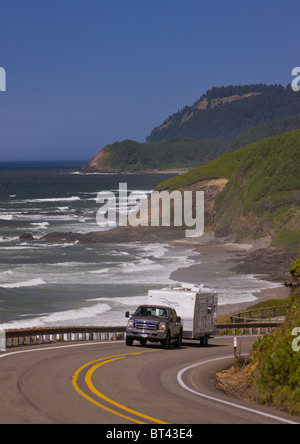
[125,311,130,318]
[176,316,181,323]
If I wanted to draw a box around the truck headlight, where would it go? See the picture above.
[127,320,134,328]
[158,323,166,331]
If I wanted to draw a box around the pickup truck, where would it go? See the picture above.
[148,285,218,346]
[125,305,183,349]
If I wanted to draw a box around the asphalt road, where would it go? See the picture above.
[0,337,299,425]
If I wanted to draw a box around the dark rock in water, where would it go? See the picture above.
[19,233,35,241]
[41,225,185,244]
[41,232,83,242]
[230,246,295,281]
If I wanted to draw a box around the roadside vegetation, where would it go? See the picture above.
[216,254,300,415]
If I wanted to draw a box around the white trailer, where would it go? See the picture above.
[148,284,218,346]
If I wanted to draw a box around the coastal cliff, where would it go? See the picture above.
[81,84,300,174]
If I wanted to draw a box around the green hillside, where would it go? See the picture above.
[82,138,227,172]
[230,115,300,151]
[156,129,300,252]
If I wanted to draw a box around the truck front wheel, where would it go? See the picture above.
[126,337,133,346]
[174,330,183,348]
[161,331,171,349]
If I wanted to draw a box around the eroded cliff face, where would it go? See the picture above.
[81,150,119,173]
[42,178,229,244]
[178,93,262,127]
[150,92,262,139]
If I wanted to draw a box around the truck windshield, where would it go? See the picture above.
[135,307,169,318]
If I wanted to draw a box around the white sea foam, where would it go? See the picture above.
[14,213,79,222]
[88,268,110,274]
[0,214,13,220]
[215,275,282,306]
[110,250,130,256]
[1,270,15,275]
[0,236,19,243]
[0,246,34,250]
[31,222,50,229]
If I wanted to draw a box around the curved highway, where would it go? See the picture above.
[0,337,298,424]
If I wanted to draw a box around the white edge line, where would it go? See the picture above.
[0,341,124,360]
[177,355,299,425]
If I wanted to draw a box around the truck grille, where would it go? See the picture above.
[134,321,157,331]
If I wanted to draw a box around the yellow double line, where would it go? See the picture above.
[72,350,168,424]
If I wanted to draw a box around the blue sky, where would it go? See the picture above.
[0,0,298,161]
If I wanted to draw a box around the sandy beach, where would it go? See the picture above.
[170,242,291,317]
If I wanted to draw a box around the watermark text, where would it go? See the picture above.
[0,330,6,352]
[291,67,300,92]
[0,67,6,92]
[96,183,204,238]
[292,327,300,352]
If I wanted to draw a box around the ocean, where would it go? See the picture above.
[0,162,280,330]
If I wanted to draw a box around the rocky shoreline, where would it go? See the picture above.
[17,224,296,283]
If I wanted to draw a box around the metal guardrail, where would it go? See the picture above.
[3,326,127,349]
[217,322,282,336]
[230,305,290,323]
[0,322,283,349]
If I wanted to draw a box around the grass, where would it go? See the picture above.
[272,230,300,255]
[217,298,290,324]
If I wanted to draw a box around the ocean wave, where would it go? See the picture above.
[0,302,111,330]
[49,261,98,267]
[87,295,147,306]
[14,214,80,222]
[0,242,78,251]
[0,278,46,289]
[70,172,120,176]
[121,258,160,274]
[22,196,81,203]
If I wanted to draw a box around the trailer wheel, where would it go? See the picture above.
[200,335,208,347]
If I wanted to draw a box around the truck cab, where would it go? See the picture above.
[125,305,183,349]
